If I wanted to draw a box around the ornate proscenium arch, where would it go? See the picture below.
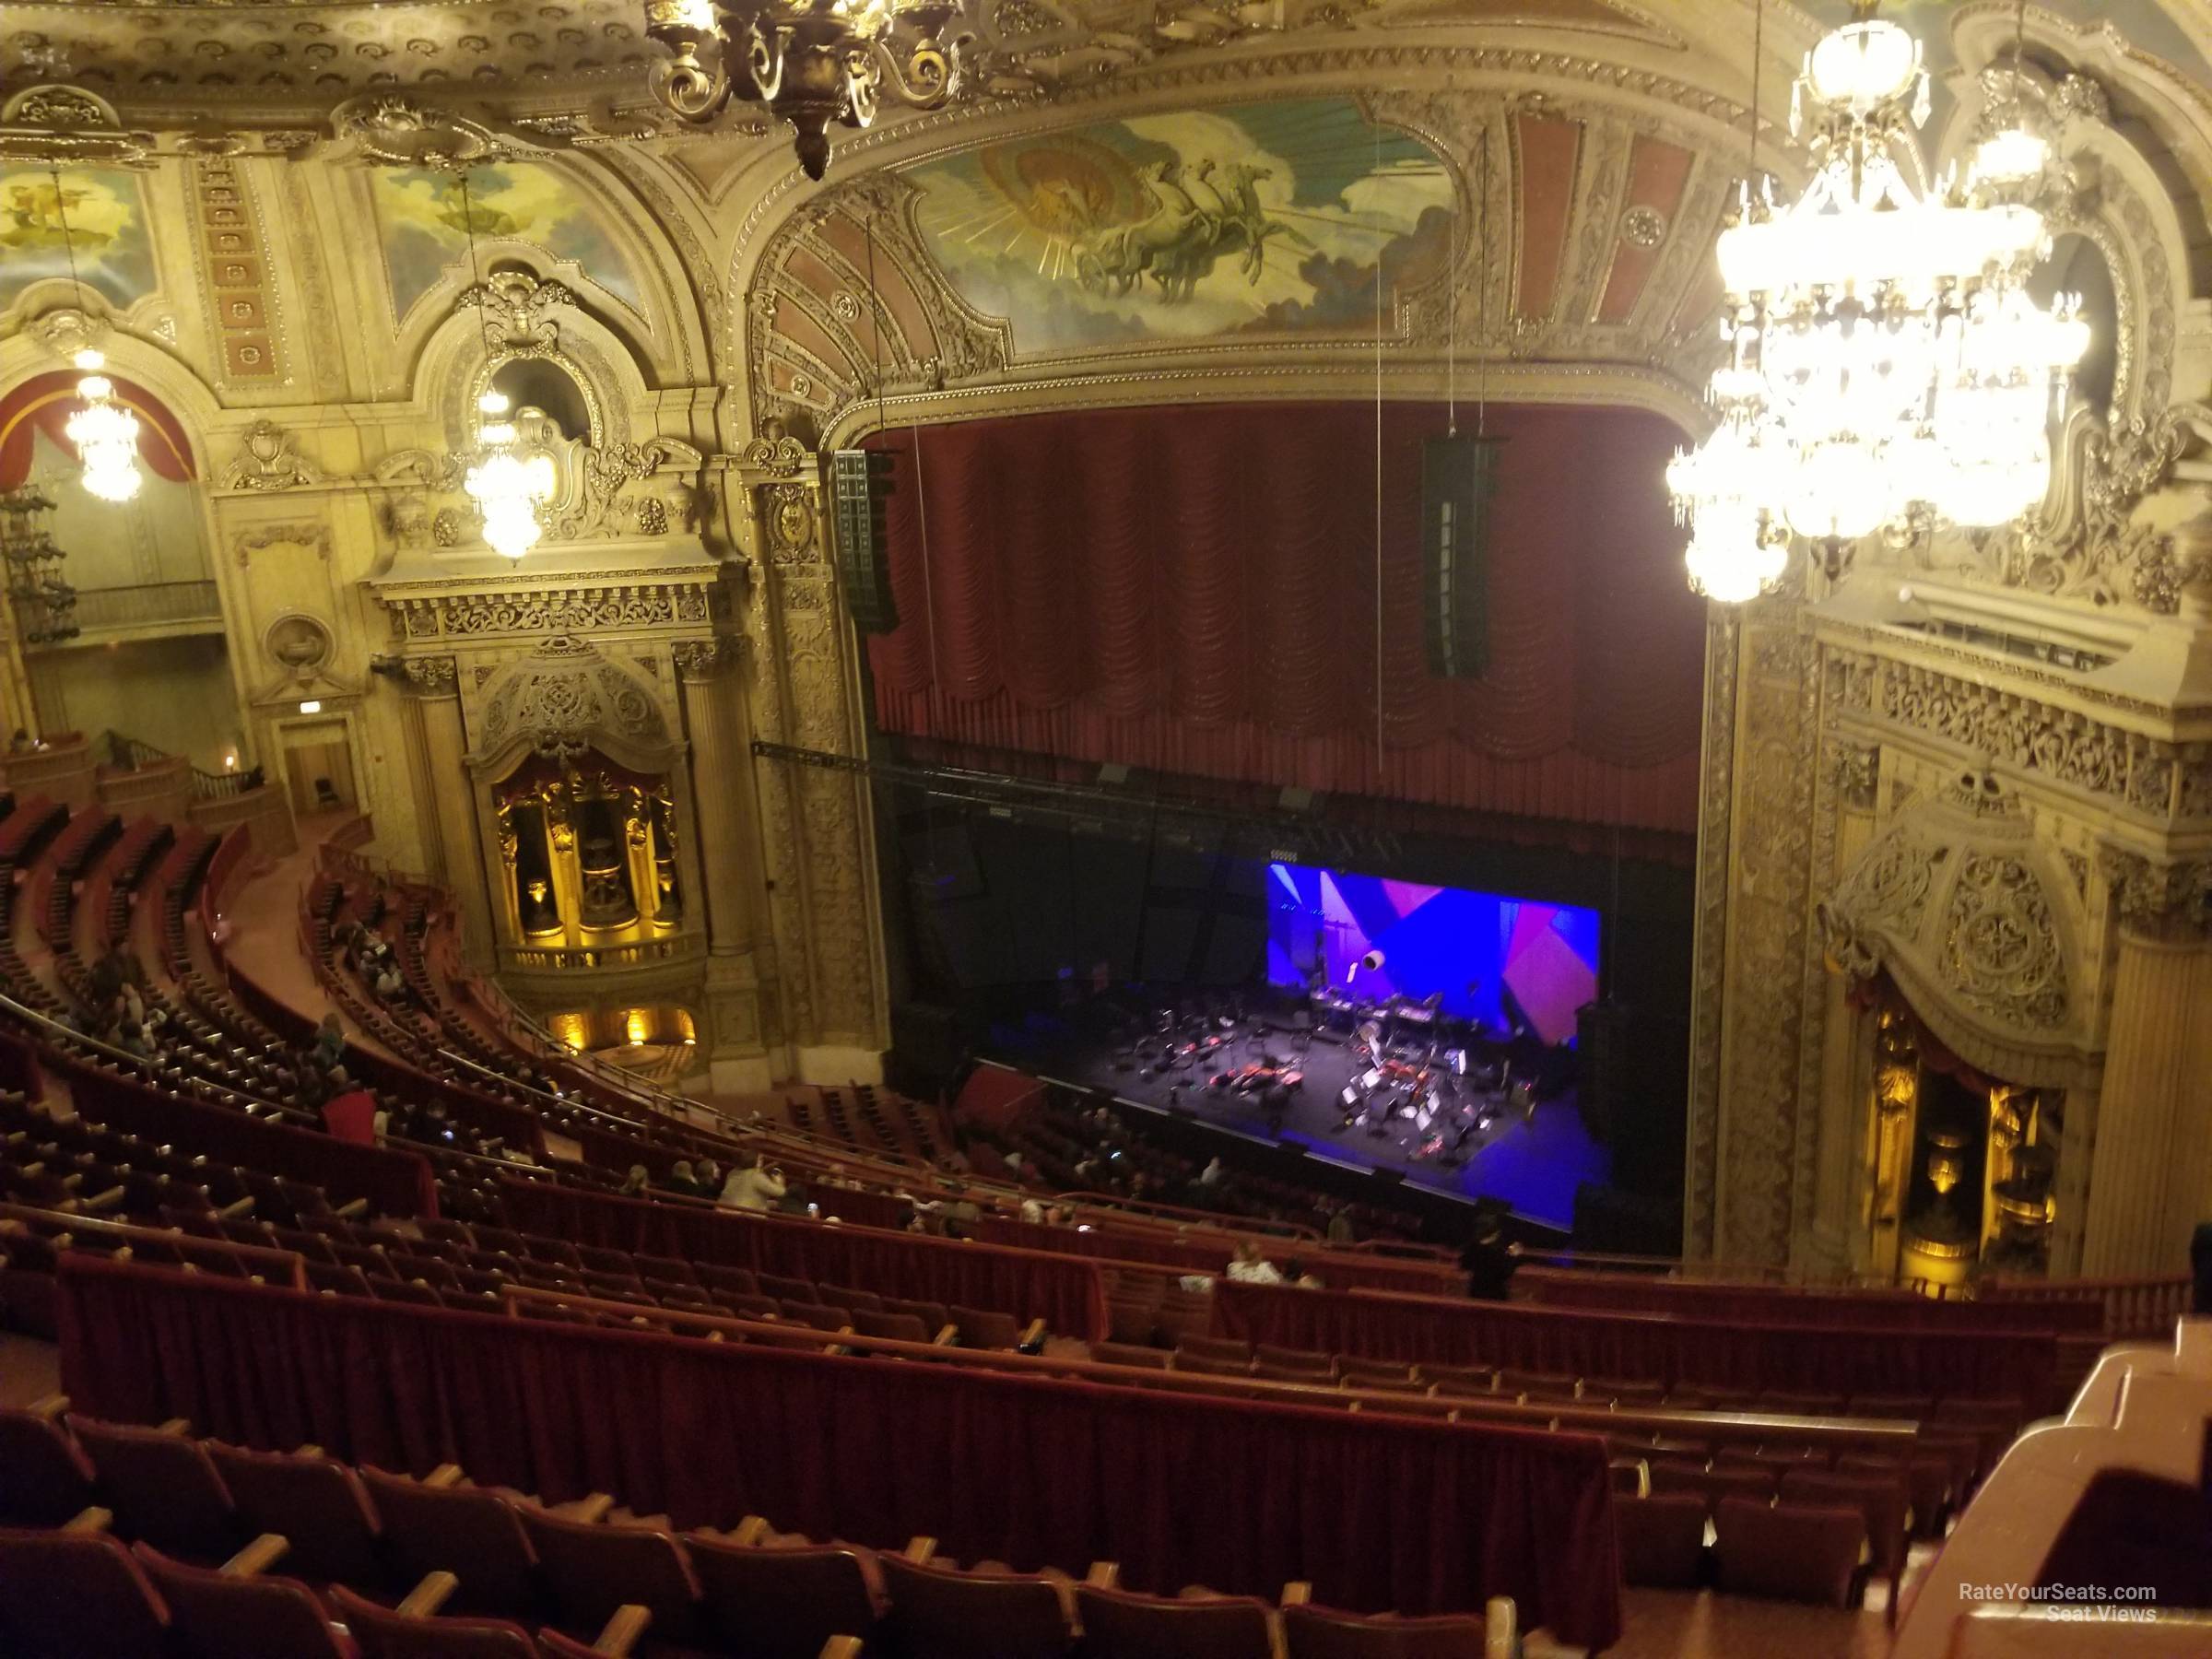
[1818,771,2100,1091]
[466,636,683,781]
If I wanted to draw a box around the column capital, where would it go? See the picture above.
[1831,740,1879,813]
[673,636,743,682]
[400,654,459,699]
[2100,845,2212,943]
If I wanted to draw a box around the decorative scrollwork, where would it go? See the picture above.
[223,420,321,491]
[1940,853,2070,1032]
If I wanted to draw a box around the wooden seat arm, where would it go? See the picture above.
[931,1324,959,1347]
[156,1418,192,1436]
[26,1393,68,1420]
[221,1534,290,1577]
[729,1515,770,1547]
[1020,1318,1047,1348]
[62,1506,112,1535]
[424,1464,465,1488]
[396,1571,459,1618]
[902,1535,938,1563]
[1085,1561,1120,1587]
[217,1197,255,1218]
[591,1604,653,1655]
[79,1186,127,1214]
[554,1492,616,1524]
[1280,1582,1312,1606]
[335,1199,370,1219]
[817,1639,864,1659]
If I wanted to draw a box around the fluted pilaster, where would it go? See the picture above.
[673,635,762,956]
[401,655,492,959]
[2079,852,2212,1276]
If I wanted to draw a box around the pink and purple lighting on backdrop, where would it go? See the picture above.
[1265,862,1601,1045]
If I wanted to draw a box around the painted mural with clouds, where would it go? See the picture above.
[0,167,154,310]
[372,163,642,321]
[907,100,1454,352]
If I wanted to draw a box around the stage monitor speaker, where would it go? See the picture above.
[1420,434,1503,679]
[826,448,899,634]
[1576,998,1631,1145]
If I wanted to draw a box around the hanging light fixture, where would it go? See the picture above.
[465,390,556,560]
[47,169,141,506]
[452,174,552,560]
[1671,0,2088,599]
[642,0,970,182]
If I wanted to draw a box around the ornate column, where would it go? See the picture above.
[2079,853,2212,1277]
[673,637,764,956]
[731,434,888,1083]
[400,656,493,959]
[1807,740,1882,1278]
[675,632,777,1091]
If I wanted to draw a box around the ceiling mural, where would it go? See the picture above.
[0,166,154,311]
[371,163,643,323]
[903,100,1455,352]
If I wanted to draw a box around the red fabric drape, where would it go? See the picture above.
[497,1179,1109,1342]
[57,1256,1624,1646]
[1512,1269,2106,1334]
[56,1053,437,1218]
[0,369,196,487]
[865,403,1707,833]
[1212,1283,2060,1410]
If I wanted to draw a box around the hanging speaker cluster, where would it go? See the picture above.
[827,448,900,633]
[1420,433,1503,679]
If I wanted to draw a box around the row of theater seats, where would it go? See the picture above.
[191,1205,1053,1347]
[0,1404,1515,1659]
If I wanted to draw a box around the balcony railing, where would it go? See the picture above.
[68,580,222,633]
[507,938,690,971]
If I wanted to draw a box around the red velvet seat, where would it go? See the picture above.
[512,1503,706,1645]
[1174,1351,1253,1378]
[686,1532,885,1658]
[0,1404,98,1526]
[1075,1582,1276,1658]
[880,1294,951,1333]
[814,1284,882,1314]
[1176,1335,1253,1367]
[1280,1601,1488,1656]
[694,1265,758,1299]
[877,1551,1075,1659]
[68,1415,244,1563]
[1614,1491,1707,1589]
[328,1583,541,1657]
[630,1253,696,1288]
[852,1308,933,1343]
[1336,1360,1417,1388]
[1092,1340,1171,1370]
[359,1467,541,1618]
[949,1303,1026,1348]
[207,1441,387,1590]
[135,1541,361,1658]
[780,1300,851,1333]
[1780,1466,1909,1595]
[1712,1494,1865,1607]
[756,1272,815,1304]
[371,1277,447,1309]
[0,1525,172,1658]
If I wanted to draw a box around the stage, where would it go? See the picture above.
[1004,989,1610,1230]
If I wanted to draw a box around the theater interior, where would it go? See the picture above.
[0,0,2209,1653]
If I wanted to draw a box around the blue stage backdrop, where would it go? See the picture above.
[1264,862,1602,1046]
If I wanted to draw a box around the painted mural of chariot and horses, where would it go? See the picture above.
[906,100,1455,352]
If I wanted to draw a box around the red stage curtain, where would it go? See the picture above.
[0,369,197,487]
[865,403,1706,834]
[58,1053,437,1218]
[497,1179,1110,1342]
[1212,1283,2059,1409]
[1512,1269,2107,1334]
[57,1256,1623,1647]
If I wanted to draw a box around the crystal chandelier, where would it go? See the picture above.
[465,391,555,560]
[1670,2,2088,600]
[45,165,142,507]
[643,0,969,181]
[64,349,141,505]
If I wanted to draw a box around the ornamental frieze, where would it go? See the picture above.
[1826,647,2212,826]
[382,582,722,641]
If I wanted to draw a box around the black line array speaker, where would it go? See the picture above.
[827,448,899,634]
[1420,434,1502,679]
